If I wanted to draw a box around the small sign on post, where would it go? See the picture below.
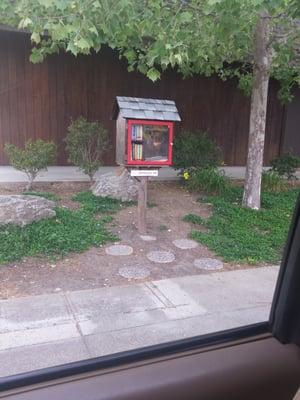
[130,169,158,177]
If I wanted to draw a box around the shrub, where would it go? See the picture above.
[262,170,288,193]
[186,166,230,195]
[270,152,300,180]
[172,131,222,172]
[65,117,110,182]
[5,139,57,190]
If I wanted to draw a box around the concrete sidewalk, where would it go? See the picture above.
[0,166,178,182]
[0,266,279,377]
[0,166,280,182]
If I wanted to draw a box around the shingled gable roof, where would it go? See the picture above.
[112,96,181,122]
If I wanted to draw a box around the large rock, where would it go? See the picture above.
[92,169,139,201]
[0,195,56,227]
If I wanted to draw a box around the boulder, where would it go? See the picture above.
[92,169,138,202]
[0,195,56,227]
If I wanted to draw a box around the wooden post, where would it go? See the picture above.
[137,176,148,234]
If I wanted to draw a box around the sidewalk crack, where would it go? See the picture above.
[62,292,93,357]
[145,282,175,308]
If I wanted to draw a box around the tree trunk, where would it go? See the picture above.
[89,174,94,186]
[25,175,34,191]
[242,11,271,210]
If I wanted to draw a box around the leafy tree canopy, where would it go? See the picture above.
[1,0,300,100]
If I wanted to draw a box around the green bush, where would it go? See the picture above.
[5,139,57,190]
[262,170,288,193]
[186,167,230,195]
[172,131,222,172]
[270,152,300,180]
[65,117,110,182]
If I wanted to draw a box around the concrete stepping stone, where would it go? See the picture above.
[194,258,223,271]
[173,239,198,250]
[105,244,133,256]
[140,235,157,241]
[147,251,175,263]
[118,266,150,279]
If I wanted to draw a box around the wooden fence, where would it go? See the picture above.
[0,30,287,166]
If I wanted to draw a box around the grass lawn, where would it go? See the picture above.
[186,187,299,264]
[0,192,132,264]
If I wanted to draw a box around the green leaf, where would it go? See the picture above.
[37,0,54,7]
[29,50,44,63]
[88,26,99,36]
[123,49,137,63]
[18,17,32,29]
[54,0,69,11]
[93,0,101,7]
[4,0,300,104]
[66,41,78,55]
[174,53,183,64]
[146,68,161,81]
[76,37,90,50]
[180,11,193,23]
[31,31,41,44]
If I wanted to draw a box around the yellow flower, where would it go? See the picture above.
[183,171,190,180]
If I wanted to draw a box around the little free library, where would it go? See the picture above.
[112,96,181,233]
[112,96,181,168]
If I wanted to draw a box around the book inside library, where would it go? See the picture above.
[131,124,169,162]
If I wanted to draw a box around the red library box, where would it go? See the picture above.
[112,97,181,167]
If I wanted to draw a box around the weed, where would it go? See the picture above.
[99,215,114,224]
[183,214,206,225]
[147,201,158,208]
[186,167,230,195]
[261,171,288,193]
[72,191,133,214]
[270,152,300,180]
[159,224,168,231]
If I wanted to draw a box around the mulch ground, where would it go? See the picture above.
[0,181,262,299]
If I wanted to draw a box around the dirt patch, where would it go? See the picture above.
[0,181,90,210]
[0,181,261,299]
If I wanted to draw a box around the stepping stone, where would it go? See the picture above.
[118,266,150,279]
[173,239,198,250]
[105,244,133,256]
[140,235,157,241]
[147,251,175,263]
[194,258,223,271]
